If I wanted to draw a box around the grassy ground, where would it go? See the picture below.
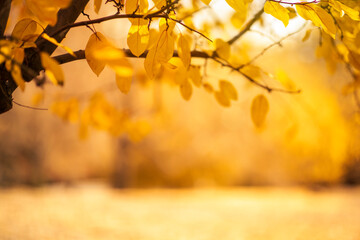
[0,184,359,240]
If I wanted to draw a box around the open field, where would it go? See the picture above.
[0,185,360,240]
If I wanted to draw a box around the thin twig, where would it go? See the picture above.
[267,0,320,5]
[240,23,307,69]
[227,8,264,45]
[13,100,48,110]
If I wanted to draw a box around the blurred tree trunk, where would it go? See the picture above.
[112,137,132,188]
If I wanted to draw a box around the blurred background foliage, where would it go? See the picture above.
[1,0,360,188]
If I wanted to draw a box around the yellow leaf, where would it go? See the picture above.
[264,1,289,27]
[349,51,360,71]
[275,69,296,90]
[144,47,161,79]
[214,91,230,107]
[225,0,247,13]
[147,29,159,50]
[329,0,360,21]
[296,4,336,39]
[51,98,79,123]
[219,80,237,100]
[11,18,39,42]
[187,65,202,87]
[110,59,133,78]
[302,29,312,42]
[203,83,214,93]
[231,12,247,29]
[155,30,175,63]
[25,0,72,26]
[94,0,102,13]
[180,80,192,101]
[40,52,64,85]
[41,33,75,57]
[0,41,13,65]
[251,94,269,128]
[85,32,108,76]
[10,48,25,91]
[127,19,149,57]
[153,0,166,9]
[116,74,132,94]
[11,65,25,91]
[200,0,211,5]
[177,35,191,68]
[126,0,148,17]
[159,17,176,33]
[215,38,230,60]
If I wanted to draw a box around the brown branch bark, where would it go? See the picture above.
[53,49,211,64]
[53,48,300,94]
[0,0,11,36]
[0,0,90,114]
[0,0,13,113]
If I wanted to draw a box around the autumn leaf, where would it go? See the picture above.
[187,65,201,87]
[180,80,192,101]
[296,4,337,39]
[329,0,360,21]
[214,91,231,107]
[25,0,72,26]
[94,0,102,13]
[275,69,296,91]
[116,75,132,94]
[85,32,108,76]
[127,19,149,57]
[264,1,290,27]
[40,52,64,85]
[51,98,79,123]
[144,48,160,79]
[156,30,175,63]
[11,65,25,91]
[203,83,214,93]
[126,0,148,18]
[11,18,39,42]
[219,80,238,100]
[200,0,212,5]
[215,38,230,60]
[225,0,247,13]
[177,35,191,68]
[251,94,269,128]
[41,33,75,57]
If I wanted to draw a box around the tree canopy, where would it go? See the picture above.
[0,0,359,136]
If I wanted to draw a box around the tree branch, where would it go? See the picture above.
[0,0,11,36]
[49,12,212,42]
[53,48,300,94]
[227,7,264,45]
[53,49,211,64]
[0,0,90,114]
